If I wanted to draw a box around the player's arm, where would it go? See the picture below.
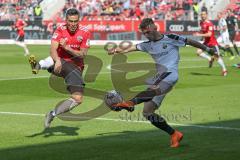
[185,38,216,55]
[108,44,137,55]
[50,41,60,61]
[61,31,90,58]
[50,40,62,73]
[62,43,88,58]
[194,30,212,37]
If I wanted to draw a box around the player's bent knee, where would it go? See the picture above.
[197,49,203,55]
[143,111,154,119]
[157,81,174,95]
[71,94,83,104]
[142,101,157,118]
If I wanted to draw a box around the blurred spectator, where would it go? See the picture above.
[0,0,238,22]
[201,2,208,12]
[0,6,5,20]
[193,1,199,20]
[135,5,142,20]
[33,3,42,21]
[47,19,57,35]
[183,0,191,20]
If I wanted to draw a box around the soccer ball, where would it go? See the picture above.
[104,90,123,111]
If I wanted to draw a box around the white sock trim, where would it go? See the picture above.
[199,52,211,61]
[39,56,54,69]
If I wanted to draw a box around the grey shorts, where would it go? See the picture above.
[52,59,85,94]
[146,71,178,108]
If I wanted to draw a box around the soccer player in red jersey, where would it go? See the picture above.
[14,13,30,56]
[29,8,90,128]
[194,11,227,76]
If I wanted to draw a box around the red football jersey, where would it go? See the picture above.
[51,24,90,70]
[15,19,25,36]
[200,20,218,46]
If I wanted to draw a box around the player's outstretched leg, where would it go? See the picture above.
[208,56,214,68]
[214,55,227,76]
[28,55,40,74]
[44,111,55,128]
[44,96,81,128]
[112,101,135,112]
[29,55,55,74]
[112,72,172,111]
[15,41,29,56]
[170,130,184,148]
[197,49,214,68]
[143,101,183,148]
[233,43,240,56]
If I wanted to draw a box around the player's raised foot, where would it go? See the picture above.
[208,57,214,68]
[44,111,55,129]
[229,56,235,60]
[124,106,135,112]
[170,130,183,148]
[222,70,228,76]
[113,101,135,112]
[28,55,40,74]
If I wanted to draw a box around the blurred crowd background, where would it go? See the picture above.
[0,0,239,22]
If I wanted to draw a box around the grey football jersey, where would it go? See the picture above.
[218,18,228,34]
[136,34,186,73]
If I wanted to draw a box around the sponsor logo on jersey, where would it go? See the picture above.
[162,44,168,49]
[77,36,83,42]
[52,33,58,39]
[68,44,80,48]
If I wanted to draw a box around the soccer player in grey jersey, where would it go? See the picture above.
[107,18,216,148]
[217,12,235,59]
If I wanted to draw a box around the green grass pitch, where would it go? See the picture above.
[0,44,239,160]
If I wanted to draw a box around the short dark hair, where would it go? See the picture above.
[139,18,154,30]
[201,10,208,14]
[66,8,80,17]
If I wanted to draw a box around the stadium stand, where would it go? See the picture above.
[0,0,239,41]
[0,0,239,22]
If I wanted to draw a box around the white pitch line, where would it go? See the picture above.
[0,76,49,81]
[106,64,222,73]
[0,111,240,131]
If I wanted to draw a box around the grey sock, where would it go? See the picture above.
[54,98,79,115]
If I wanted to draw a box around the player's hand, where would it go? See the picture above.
[107,48,116,55]
[60,38,67,49]
[54,59,62,74]
[107,48,121,55]
[193,32,200,36]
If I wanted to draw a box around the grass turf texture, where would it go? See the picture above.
[0,45,240,160]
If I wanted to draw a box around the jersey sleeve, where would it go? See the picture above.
[80,31,90,48]
[136,42,150,52]
[51,27,62,42]
[166,34,187,47]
